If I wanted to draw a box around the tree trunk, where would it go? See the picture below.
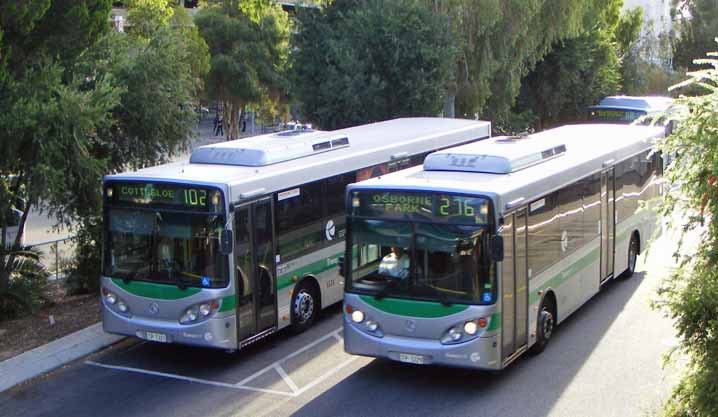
[443,93,456,118]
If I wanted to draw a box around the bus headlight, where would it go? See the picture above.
[351,310,365,323]
[117,302,128,313]
[441,317,488,345]
[102,287,131,316]
[464,321,478,335]
[179,300,219,324]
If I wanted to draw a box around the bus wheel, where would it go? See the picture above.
[291,282,318,333]
[530,298,555,355]
[623,235,639,279]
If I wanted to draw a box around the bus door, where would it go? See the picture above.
[500,209,529,364]
[235,198,278,343]
[600,168,615,282]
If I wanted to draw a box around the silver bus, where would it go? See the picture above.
[101,118,491,350]
[342,123,663,369]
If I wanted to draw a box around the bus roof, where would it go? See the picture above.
[347,124,664,214]
[588,95,674,113]
[105,117,491,202]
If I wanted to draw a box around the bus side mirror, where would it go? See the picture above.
[490,236,504,262]
[338,256,345,277]
[220,229,233,255]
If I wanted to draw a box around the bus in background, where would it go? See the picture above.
[587,95,674,125]
[342,123,663,370]
[101,117,491,351]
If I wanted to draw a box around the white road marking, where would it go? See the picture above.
[235,327,342,387]
[85,360,294,396]
[274,364,300,393]
[293,356,358,397]
[86,326,358,398]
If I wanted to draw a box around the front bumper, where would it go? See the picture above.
[343,317,501,370]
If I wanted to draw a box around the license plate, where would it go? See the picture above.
[145,331,168,343]
[398,353,425,365]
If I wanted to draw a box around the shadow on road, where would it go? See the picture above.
[290,273,647,417]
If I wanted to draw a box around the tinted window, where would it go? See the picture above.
[558,181,584,255]
[527,192,560,278]
[276,181,324,259]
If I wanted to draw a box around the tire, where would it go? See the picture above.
[622,235,639,279]
[290,281,318,334]
[529,297,555,355]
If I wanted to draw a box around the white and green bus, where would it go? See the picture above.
[101,118,491,350]
[342,123,663,369]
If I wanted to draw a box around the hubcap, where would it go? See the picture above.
[293,290,314,324]
[543,311,554,340]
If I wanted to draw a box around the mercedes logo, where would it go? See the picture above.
[148,302,159,315]
[405,319,416,333]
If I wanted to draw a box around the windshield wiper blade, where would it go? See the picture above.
[414,282,454,306]
[122,265,147,284]
[374,278,406,300]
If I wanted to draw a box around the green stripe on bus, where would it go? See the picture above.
[359,295,469,318]
[277,252,343,290]
[111,278,201,300]
[487,312,501,331]
[529,247,601,306]
[219,294,236,312]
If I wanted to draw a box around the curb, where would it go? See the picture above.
[0,323,124,393]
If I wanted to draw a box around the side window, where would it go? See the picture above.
[276,181,324,260]
[558,181,584,255]
[325,173,355,217]
[527,192,560,278]
[582,173,601,243]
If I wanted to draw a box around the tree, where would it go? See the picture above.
[196,0,290,139]
[672,0,718,70]
[65,13,210,293]
[426,0,605,122]
[656,43,718,417]
[0,1,116,308]
[513,0,630,130]
[127,0,174,39]
[291,0,457,130]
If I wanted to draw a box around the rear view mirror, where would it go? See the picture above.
[220,229,233,255]
[490,235,504,262]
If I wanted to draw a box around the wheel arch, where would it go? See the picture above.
[296,274,322,309]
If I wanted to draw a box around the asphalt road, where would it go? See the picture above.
[1,229,683,417]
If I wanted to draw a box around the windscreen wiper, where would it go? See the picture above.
[374,278,407,300]
[414,282,454,306]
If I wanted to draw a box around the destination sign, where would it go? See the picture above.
[589,109,645,123]
[106,182,223,212]
[352,191,490,224]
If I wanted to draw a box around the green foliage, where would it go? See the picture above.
[427,0,604,122]
[291,0,456,130]
[65,216,102,295]
[656,46,718,417]
[127,0,174,39]
[513,0,624,129]
[673,0,718,71]
[0,246,50,319]
[196,0,290,138]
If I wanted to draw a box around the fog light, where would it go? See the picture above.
[117,302,128,313]
[449,327,462,341]
[365,320,378,332]
[204,332,214,342]
[464,321,478,335]
[351,310,365,323]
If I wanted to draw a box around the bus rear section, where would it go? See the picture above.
[343,190,505,370]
